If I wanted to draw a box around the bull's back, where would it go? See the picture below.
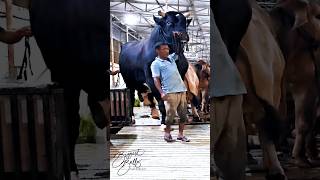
[30,0,108,74]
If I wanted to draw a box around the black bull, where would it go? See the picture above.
[119,11,191,123]
[29,0,109,174]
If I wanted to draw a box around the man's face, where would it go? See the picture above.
[156,45,170,58]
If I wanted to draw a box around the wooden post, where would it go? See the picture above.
[5,0,16,80]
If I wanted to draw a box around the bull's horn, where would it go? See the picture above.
[183,11,191,17]
[158,10,166,17]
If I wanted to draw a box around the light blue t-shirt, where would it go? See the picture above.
[150,53,187,94]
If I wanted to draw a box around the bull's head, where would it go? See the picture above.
[278,0,320,41]
[153,10,192,51]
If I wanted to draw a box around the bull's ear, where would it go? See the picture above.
[153,15,162,25]
[187,18,192,27]
[278,0,309,29]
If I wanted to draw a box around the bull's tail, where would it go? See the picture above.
[256,95,283,143]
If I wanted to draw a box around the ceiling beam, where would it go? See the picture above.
[110,0,209,9]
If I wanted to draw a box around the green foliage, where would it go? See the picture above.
[134,98,141,107]
[78,116,97,143]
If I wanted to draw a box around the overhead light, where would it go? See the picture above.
[124,14,139,25]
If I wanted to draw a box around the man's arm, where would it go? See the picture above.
[151,61,167,100]
[153,77,167,100]
[0,26,32,44]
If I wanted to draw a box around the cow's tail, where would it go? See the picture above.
[255,95,283,143]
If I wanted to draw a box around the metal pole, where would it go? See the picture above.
[5,0,15,80]
[126,26,129,43]
[110,18,115,87]
[178,0,179,11]
[165,0,168,11]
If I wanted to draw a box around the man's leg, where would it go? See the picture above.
[177,92,189,140]
[164,94,178,141]
[211,95,246,180]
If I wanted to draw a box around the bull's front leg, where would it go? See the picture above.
[292,90,315,168]
[200,89,207,112]
[258,129,286,180]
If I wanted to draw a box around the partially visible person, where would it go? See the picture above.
[151,42,190,143]
[210,13,248,180]
[0,26,32,44]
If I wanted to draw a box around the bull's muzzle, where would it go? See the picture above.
[173,32,189,43]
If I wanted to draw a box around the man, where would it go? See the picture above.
[0,26,32,44]
[151,42,190,142]
[210,12,248,180]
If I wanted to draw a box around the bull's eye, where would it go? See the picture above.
[316,14,320,20]
[167,22,173,26]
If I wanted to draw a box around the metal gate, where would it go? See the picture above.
[0,84,69,180]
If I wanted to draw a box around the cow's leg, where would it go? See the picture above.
[191,102,200,118]
[201,89,206,112]
[292,91,313,167]
[158,99,166,124]
[63,86,81,175]
[307,114,320,164]
[303,90,319,164]
[147,93,160,119]
[258,128,286,179]
[129,87,135,118]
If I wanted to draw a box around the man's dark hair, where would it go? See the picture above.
[154,42,169,50]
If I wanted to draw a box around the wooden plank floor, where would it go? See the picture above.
[110,124,210,180]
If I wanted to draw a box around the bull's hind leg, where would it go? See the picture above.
[158,99,166,124]
[128,87,135,119]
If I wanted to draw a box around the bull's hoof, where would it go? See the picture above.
[151,108,160,119]
[308,158,320,167]
[71,171,80,180]
[292,157,313,168]
[265,173,287,180]
[247,153,258,165]
[193,116,202,122]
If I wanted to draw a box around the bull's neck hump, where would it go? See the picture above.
[147,25,170,46]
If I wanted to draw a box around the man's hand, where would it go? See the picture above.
[16,26,32,38]
[0,26,32,44]
[161,92,168,101]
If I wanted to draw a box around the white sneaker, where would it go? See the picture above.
[70,171,80,180]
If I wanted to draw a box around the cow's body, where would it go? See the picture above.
[269,1,320,166]
[235,1,286,178]
[119,11,190,123]
[194,61,210,113]
[235,0,320,177]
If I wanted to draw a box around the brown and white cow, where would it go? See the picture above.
[236,0,287,178]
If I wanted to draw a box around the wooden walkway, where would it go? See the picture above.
[110,124,210,180]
